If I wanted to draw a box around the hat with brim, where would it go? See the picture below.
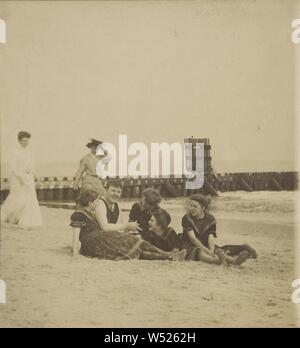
[86,138,103,148]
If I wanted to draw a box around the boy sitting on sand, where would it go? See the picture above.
[180,194,257,266]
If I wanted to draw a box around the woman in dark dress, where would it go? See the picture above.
[129,188,162,240]
[70,182,186,261]
[181,194,257,265]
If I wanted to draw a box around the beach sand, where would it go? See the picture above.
[0,193,297,328]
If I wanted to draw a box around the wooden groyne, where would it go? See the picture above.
[1,137,297,204]
[0,171,298,204]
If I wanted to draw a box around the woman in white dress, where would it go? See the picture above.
[1,131,42,229]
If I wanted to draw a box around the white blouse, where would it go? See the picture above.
[9,145,36,179]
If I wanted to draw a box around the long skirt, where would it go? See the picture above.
[1,174,42,229]
[80,230,142,260]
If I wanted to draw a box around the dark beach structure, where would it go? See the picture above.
[0,137,298,207]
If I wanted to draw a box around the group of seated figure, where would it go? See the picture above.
[70,180,257,265]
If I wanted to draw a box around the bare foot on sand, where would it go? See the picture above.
[171,249,187,261]
[243,244,257,259]
[215,249,228,266]
[233,250,250,266]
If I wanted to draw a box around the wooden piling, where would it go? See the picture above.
[36,180,46,201]
[54,179,65,201]
[45,178,55,201]
[204,182,219,196]
[271,178,282,191]
[131,180,140,198]
[240,179,253,192]
[65,177,75,202]
[0,169,298,204]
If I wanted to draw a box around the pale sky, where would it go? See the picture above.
[0,0,299,174]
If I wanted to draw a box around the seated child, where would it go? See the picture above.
[181,194,257,266]
[147,209,181,252]
[128,188,162,240]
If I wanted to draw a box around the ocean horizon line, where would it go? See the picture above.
[0,160,296,178]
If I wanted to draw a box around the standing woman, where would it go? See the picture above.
[1,131,42,230]
[73,138,109,198]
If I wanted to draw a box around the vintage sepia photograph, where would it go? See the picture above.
[0,0,299,329]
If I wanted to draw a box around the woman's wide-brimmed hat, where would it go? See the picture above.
[86,138,103,148]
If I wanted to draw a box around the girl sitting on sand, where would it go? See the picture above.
[70,182,186,261]
[181,194,257,266]
[128,188,162,240]
[146,209,181,252]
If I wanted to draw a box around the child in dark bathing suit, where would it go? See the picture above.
[147,209,182,252]
[181,194,257,266]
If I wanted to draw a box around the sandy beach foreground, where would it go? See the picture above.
[0,193,297,328]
